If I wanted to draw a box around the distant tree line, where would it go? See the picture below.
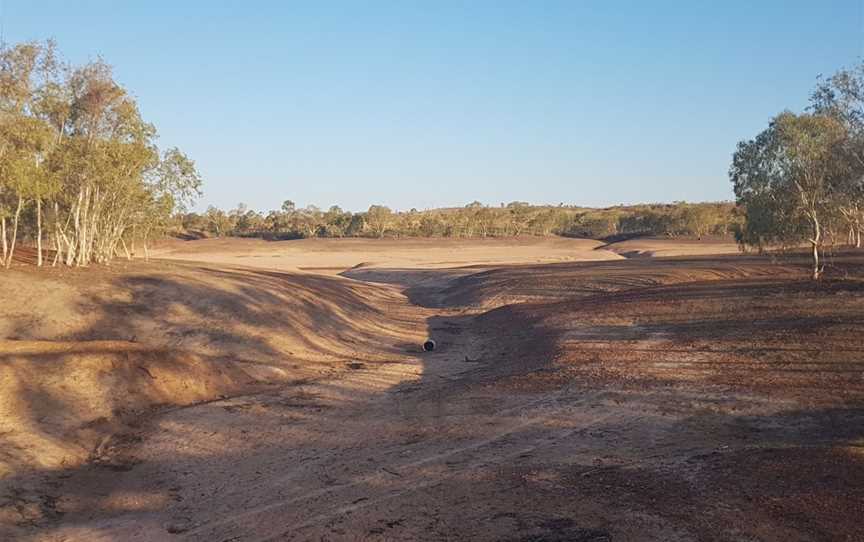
[179,200,739,242]
[10,42,864,278]
[732,63,864,279]
[0,40,201,268]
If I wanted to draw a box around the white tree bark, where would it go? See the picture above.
[36,198,42,267]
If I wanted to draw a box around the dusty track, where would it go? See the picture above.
[2,238,863,541]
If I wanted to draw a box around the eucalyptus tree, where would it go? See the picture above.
[731,112,851,279]
[810,64,864,247]
[205,206,232,237]
[0,40,201,267]
[323,205,351,237]
[296,205,323,237]
[365,205,392,238]
[506,201,532,235]
[126,148,202,258]
[0,41,56,267]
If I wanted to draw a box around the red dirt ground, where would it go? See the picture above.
[1,238,862,541]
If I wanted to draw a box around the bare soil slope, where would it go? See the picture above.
[425,255,799,308]
[601,236,740,259]
[2,238,863,541]
[0,261,428,487]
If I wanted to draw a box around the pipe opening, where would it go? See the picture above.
[423,339,436,352]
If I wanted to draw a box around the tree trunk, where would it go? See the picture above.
[1,216,7,265]
[77,186,90,267]
[811,216,821,281]
[52,232,61,267]
[120,237,132,260]
[811,241,820,280]
[36,198,43,266]
[5,196,24,269]
[68,187,82,266]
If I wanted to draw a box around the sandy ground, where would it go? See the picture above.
[600,237,741,259]
[1,237,862,541]
[151,236,743,274]
[149,237,626,274]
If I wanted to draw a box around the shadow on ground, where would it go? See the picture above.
[3,251,864,540]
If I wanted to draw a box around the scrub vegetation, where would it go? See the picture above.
[0,40,201,268]
[181,200,739,241]
[732,64,864,278]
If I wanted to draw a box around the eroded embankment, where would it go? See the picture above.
[4,249,864,541]
[0,341,259,478]
[466,275,864,399]
[0,261,429,479]
[339,251,864,541]
[433,254,804,309]
[391,252,864,403]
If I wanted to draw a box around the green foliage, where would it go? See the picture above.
[151,148,202,213]
[365,205,393,238]
[186,200,738,241]
[731,62,864,277]
[0,40,202,266]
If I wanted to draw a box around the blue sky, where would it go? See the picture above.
[2,1,861,211]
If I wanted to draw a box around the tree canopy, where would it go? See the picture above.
[731,63,864,278]
[0,40,201,267]
[179,200,738,242]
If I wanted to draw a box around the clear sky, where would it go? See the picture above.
[2,1,861,211]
